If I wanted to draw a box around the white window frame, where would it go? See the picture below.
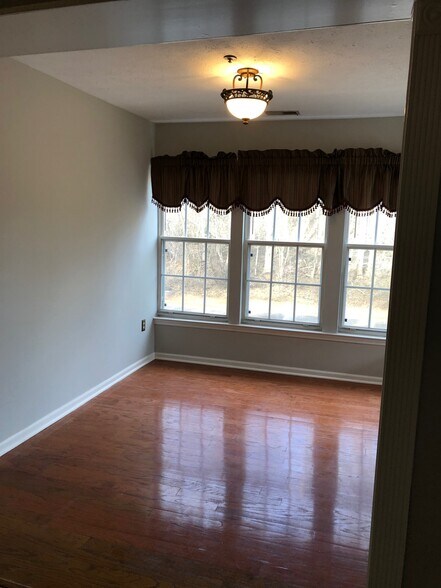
[241,212,326,329]
[157,207,394,338]
[339,212,394,336]
[157,207,231,321]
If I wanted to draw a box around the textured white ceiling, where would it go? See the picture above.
[16,20,411,122]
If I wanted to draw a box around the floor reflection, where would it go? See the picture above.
[155,382,379,586]
[243,414,315,543]
[158,402,376,560]
[160,402,226,530]
[336,427,378,550]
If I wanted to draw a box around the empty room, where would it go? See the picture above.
[1,1,441,587]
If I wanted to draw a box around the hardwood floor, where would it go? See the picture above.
[0,361,381,587]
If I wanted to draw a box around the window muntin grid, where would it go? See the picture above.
[160,205,231,317]
[158,205,395,336]
[245,207,326,326]
[342,212,395,331]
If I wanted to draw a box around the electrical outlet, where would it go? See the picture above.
[141,319,146,332]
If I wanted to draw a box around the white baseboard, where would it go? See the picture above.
[155,352,383,386]
[0,353,155,457]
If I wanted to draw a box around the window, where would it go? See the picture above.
[158,206,396,336]
[159,204,231,317]
[244,207,327,325]
[342,211,396,331]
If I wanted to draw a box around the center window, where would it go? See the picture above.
[244,207,327,325]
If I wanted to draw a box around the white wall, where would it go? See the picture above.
[154,117,404,381]
[0,58,156,446]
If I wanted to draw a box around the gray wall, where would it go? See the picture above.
[0,59,156,444]
[0,80,404,446]
[155,117,404,380]
[155,117,404,155]
[155,324,386,381]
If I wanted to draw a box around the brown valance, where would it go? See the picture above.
[238,149,340,215]
[151,151,238,212]
[151,148,400,216]
[338,148,400,214]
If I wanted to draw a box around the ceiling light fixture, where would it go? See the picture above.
[221,66,273,125]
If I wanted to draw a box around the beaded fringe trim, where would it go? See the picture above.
[153,198,233,216]
[152,198,396,218]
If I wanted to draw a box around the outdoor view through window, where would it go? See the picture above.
[159,205,396,333]
[160,205,231,315]
[343,211,396,330]
[246,207,326,324]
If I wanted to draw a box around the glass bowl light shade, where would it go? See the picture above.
[221,67,273,125]
[225,96,269,121]
[221,88,273,124]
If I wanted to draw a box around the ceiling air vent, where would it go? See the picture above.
[265,110,300,116]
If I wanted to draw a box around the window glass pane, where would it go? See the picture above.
[344,288,371,327]
[297,247,322,284]
[183,278,204,313]
[186,206,208,238]
[246,206,326,326]
[374,250,393,288]
[205,279,228,315]
[184,242,205,277]
[249,245,272,281]
[249,210,274,241]
[348,214,376,245]
[299,208,326,243]
[163,276,182,311]
[248,282,270,318]
[274,209,299,242]
[347,249,374,287]
[163,241,183,276]
[343,211,395,332]
[160,204,232,318]
[295,285,320,324]
[208,211,231,240]
[270,283,294,321]
[376,213,396,246]
[206,243,229,279]
[273,246,296,282]
[371,290,390,329]
[163,209,185,237]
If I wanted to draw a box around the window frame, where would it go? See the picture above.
[157,207,231,321]
[157,207,394,338]
[339,212,394,336]
[242,239,325,330]
[241,210,327,330]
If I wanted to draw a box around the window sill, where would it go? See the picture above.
[154,316,386,346]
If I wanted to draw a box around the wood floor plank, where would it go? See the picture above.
[0,360,380,587]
